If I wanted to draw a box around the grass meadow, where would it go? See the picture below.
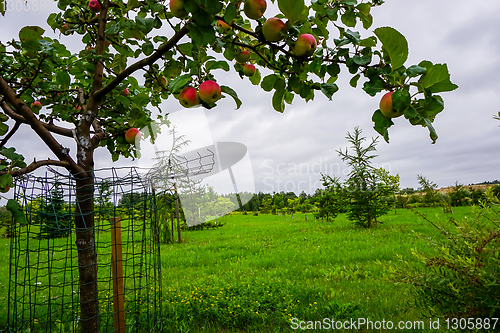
[0,207,477,332]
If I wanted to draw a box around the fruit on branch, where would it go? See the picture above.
[178,87,200,108]
[170,0,188,18]
[235,49,251,63]
[198,80,221,104]
[122,88,129,96]
[294,34,317,57]
[217,20,232,33]
[243,0,266,20]
[242,64,256,76]
[88,0,101,12]
[262,17,287,42]
[0,186,10,193]
[160,76,167,87]
[379,91,403,118]
[125,128,141,144]
[30,101,42,111]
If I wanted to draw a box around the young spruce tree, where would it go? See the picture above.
[338,127,399,228]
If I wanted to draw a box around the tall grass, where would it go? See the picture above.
[0,207,476,332]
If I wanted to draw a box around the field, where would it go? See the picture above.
[0,207,476,332]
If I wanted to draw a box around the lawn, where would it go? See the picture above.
[0,206,475,332]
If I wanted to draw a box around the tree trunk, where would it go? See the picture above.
[74,173,100,333]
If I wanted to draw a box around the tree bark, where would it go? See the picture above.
[74,173,99,333]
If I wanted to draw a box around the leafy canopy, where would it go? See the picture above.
[0,0,457,181]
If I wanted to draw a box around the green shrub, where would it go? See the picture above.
[385,189,500,318]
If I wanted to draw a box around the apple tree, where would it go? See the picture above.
[0,0,457,331]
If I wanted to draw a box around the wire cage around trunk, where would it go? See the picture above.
[7,167,164,333]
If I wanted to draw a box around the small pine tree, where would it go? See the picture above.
[315,174,345,222]
[38,183,72,239]
[338,128,399,228]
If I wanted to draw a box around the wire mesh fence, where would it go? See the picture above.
[7,167,166,332]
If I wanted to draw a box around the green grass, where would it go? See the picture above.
[0,207,476,332]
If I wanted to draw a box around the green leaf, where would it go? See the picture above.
[349,74,360,88]
[19,26,44,43]
[127,0,141,9]
[56,71,70,90]
[224,1,238,23]
[423,118,438,144]
[0,123,8,136]
[6,199,28,225]
[341,0,357,5]
[261,74,280,92]
[168,74,192,93]
[0,0,5,16]
[406,65,427,77]
[1,146,26,169]
[249,69,261,85]
[141,42,154,56]
[353,54,371,66]
[392,89,411,113]
[372,109,393,143]
[278,0,305,22]
[359,37,377,47]
[356,3,370,15]
[272,78,286,112]
[404,106,418,120]
[0,173,12,188]
[189,23,216,46]
[133,93,150,108]
[105,22,120,35]
[320,83,339,100]
[429,78,458,93]
[363,78,384,96]
[374,27,408,70]
[205,60,230,72]
[341,10,357,27]
[420,63,449,88]
[128,108,148,127]
[273,89,286,113]
[221,85,242,109]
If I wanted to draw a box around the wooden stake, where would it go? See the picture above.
[111,217,125,333]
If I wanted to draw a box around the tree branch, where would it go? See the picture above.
[0,159,71,177]
[0,76,82,174]
[94,23,190,100]
[0,99,74,138]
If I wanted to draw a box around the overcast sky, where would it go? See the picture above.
[1,0,499,195]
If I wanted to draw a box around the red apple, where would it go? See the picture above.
[31,101,42,111]
[122,88,129,96]
[178,87,200,108]
[242,64,256,77]
[379,91,403,118]
[170,0,188,18]
[235,49,251,63]
[198,80,221,104]
[86,46,94,52]
[243,0,266,20]
[125,128,141,144]
[88,0,101,12]
[294,34,317,57]
[217,20,232,33]
[262,18,287,42]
